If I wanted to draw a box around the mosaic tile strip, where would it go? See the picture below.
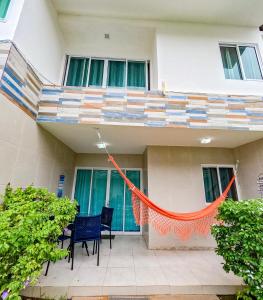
[38,85,263,131]
[0,41,42,119]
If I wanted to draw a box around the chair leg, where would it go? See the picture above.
[84,242,89,256]
[95,240,98,254]
[71,243,75,270]
[110,229,112,249]
[68,243,72,263]
[93,240,95,255]
[97,240,100,266]
[45,261,50,276]
[61,239,64,249]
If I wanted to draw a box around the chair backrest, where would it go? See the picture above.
[73,215,101,242]
[101,206,114,227]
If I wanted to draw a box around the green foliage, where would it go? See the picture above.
[0,185,77,300]
[212,199,263,300]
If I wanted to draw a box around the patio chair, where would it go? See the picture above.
[100,206,114,249]
[69,215,101,270]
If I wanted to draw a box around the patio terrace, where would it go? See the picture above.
[22,236,243,299]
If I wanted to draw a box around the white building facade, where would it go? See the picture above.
[1,0,263,249]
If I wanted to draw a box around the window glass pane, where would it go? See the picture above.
[89,59,104,86]
[203,168,220,203]
[74,170,92,215]
[220,46,242,80]
[89,170,107,215]
[66,57,89,87]
[125,170,140,232]
[219,168,238,201]
[107,60,126,87]
[127,61,146,88]
[82,58,90,86]
[0,0,10,19]
[239,46,262,80]
[109,170,124,231]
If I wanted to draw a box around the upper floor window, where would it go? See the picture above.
[220,44,263,80]
[64,56,149,90]
[0,0,10,19]
[202,166,238,203]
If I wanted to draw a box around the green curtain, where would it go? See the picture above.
[0,0,10,19]
[109,170,124,231]
[66,58,89,87]
[203,168,220,203]
[89,59,104,86]
[219,168,238,200]
[127,61,146,88]
[89,170,107,215]
[239,46,262,80]
[107,60,126,87]
[125,171,140,232]
[74,170,92,214]
[220,46,242,80]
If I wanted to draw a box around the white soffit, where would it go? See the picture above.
[40,123,263,154]
[52,0,263,27]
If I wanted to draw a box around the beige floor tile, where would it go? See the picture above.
[134,255,160,267]
[72,267,107,286]
[104,267,136,286]
[135,267,168,286]
[108,255,134,268]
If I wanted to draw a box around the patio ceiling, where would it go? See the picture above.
[52,0,263,27]
[40,123,263,154]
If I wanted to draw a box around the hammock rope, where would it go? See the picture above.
[108,155,236,240]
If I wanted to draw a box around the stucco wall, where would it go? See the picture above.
[0,0,24,40]
[156,22,263,95]
[146,146,235,249]
[75,153,143,169]
[234,138,263,199]
[13,0,65,84]
[0,94,76,197]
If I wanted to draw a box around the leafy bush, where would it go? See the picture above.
[212,199,263,300]
[0,185,77,300]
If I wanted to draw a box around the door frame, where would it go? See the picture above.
[71,166,143,235]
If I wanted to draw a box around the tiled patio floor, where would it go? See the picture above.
[22,236,243,299]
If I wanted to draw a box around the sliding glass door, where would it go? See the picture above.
[73,168,141,233]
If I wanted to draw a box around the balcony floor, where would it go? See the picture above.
[22,236,243,299]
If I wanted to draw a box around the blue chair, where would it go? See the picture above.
[100,206,114,249]
[69,215,101,270]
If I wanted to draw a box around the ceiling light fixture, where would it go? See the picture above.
[200,137,212,144]
[96,142,107,149]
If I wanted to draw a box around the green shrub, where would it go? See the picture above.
[0,185,77,300]
[212,199,263,300]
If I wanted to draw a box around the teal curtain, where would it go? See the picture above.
[219,168,238,201]
[74,170,92,214]
[0,0,10,19]
[220,46,242,80]
[127,61,146,88]
[66,57,89,87]
[89,59,104,86]
[239,46,262,80]
[203,168,220,203]
[107,60,126,87]
[109,170,124,231]
[90,170,107,215]
[125,171,140,232]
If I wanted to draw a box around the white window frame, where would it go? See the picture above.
[63,55,149,90]
[71,166,143,235]
[219,43,263,81]
[201,164,240,204]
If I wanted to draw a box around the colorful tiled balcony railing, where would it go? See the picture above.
[1,40,263,131]
[38,85,263,131]
[0,41,42,119]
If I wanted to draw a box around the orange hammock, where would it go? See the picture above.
[108,155,236,240]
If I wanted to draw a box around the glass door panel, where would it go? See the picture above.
[89,170,108,215]
[74,169,92,214]
[125,170,140,232]
[109,170,125,231]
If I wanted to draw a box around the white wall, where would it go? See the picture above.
[0,0,24,40]
[156,22,263,95]
[13,0,65,84]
